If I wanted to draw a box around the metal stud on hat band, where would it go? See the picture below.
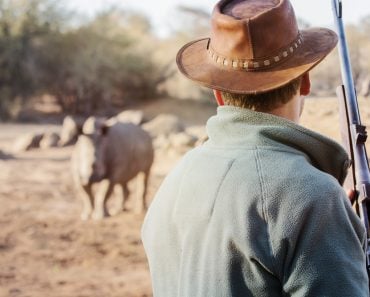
[208,34,303,71]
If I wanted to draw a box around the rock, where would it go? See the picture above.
[182,126,209,146]
[185,126,208,145]
[59,116,84,147]
[0,149,13,160]
[40,132,60,149]
[115,110,144,125]
[153,135,171,151]
[13,133,44,152]
[142,114,184,138]
[154,132,198,154]
[106,110,144,127]
[170,132,198,151]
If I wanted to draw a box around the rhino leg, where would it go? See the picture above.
[110,183,130,214]
[122,183,130,211]
[92,179,114,220]
[142,170,150,211]
[135,170,150,213]
[80,185,94,220]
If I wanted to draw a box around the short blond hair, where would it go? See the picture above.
[221,77,302,112]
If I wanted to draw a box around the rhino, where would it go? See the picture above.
[72,117,154,220]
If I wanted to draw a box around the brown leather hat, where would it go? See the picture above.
[176,0,338,94]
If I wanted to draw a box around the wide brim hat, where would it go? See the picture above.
[176,0,338,94]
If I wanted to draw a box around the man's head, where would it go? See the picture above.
[176,0,337,106]
[212,0,313,120]
[214,71,311,122]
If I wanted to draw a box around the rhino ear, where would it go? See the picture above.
[101,125,109,136]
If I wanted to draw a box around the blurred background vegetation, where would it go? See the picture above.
[0,0,369,121]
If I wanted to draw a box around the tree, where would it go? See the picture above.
[0,0,68,119]
[0,1,174,117]
[36,10,170,114]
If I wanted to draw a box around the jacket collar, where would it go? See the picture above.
[206,106,350,184]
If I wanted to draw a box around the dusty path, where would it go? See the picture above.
[0,146,159,297]
[0,98,216,297]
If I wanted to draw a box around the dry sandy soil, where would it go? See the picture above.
[0,97,369,297]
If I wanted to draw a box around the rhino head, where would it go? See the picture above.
[76,117,109,186]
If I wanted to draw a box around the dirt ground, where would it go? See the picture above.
[0,97,369,297]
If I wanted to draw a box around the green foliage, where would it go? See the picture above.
[0,0,171,118]
[0,0,69,118]
[35,8,169,114]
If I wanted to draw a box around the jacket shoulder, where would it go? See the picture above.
[254,148,342,203]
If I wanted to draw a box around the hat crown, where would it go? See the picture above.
[210,0,299,60]
[176,0,337,94]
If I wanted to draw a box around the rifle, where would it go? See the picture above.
[332,0,370,277]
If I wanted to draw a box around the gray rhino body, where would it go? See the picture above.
[72,117,154,220]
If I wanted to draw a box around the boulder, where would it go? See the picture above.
[40,132,60,149]
[153,135,171,151]
[185,126,208,145]
[115,110,144,125]
[13,133,44,152]
[154,132,198,154]
[170,132,198,151]
[142,114,184,138]
[0,149,13,160]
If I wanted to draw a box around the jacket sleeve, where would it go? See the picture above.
[270,181,369,297]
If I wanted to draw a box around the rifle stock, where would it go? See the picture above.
[332,0,370,279]
[337,85,357,199]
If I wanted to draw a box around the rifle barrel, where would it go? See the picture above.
[332,0,370,276]
[332,0,370,186]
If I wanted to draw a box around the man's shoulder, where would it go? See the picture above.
[255,146,340,187]
[170,144,343,200]
[230,146,346,210]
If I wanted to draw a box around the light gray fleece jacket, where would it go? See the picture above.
[142,106,369,297]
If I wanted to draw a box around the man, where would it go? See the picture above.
[142,0,369,296]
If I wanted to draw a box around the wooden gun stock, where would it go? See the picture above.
[337,85,365,225]
[337,85,357,201]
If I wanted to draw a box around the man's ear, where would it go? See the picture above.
[213,90,224,106]
[300,72,311,96]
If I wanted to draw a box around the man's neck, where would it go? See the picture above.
[268,94,302,124]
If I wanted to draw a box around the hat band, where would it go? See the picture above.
[208,33,303,71]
